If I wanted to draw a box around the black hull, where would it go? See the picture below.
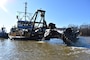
[0,33,8,39]
[0,36,8,39]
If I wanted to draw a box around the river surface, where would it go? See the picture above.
[0,36,90,60]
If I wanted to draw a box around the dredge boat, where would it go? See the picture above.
[8,2,80,45]
[8,2,47,40]
[0,27,8,38]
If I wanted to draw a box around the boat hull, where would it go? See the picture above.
[0,33,8,38]
[8,35,41,40]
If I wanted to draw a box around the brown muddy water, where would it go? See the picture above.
[0,37,90,60]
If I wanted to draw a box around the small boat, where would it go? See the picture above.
[0,27,8,38]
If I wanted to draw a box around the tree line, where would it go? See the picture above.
[67,24,90,36]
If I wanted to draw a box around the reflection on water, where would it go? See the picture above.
[0,37,90,60]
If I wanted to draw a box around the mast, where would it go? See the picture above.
[25,2,27,21]
[16,2,28,21]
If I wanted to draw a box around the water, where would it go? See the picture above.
[0,37,90,60]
